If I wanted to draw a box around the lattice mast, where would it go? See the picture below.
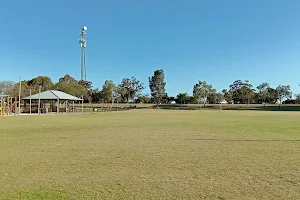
[79,26,87,80]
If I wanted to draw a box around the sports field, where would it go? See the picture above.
[0,110,299,199]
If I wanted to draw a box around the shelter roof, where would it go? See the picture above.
[22,90,82,101]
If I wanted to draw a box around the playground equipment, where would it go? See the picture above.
[0,95,14,116]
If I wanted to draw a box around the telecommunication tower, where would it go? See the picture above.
[79,26,87,80]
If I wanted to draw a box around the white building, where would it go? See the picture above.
[219,100,228,104]
[169,100,176,104]
[198,98,207,104]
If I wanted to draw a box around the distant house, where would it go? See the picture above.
[219,100,228,104]
[169,100,176,104]
[198,98,207,104]
[197,98,229,104]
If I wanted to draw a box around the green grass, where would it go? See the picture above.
[0,110,299,199]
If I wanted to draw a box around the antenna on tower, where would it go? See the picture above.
[79,26,87,81]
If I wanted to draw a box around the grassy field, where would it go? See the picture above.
[78,103,300,112]
[0,110,299,199]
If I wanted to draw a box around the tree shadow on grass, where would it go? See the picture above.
[151,104,198,110]
[187,138,300,142]
[148,104,218,110]
[223,105,300,112]
[144,104,300,112]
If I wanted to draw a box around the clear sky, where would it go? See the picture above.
[1,0,300,96]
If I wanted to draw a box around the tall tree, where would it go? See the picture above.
[54,82,87,97]
[186,96,197,104]
[54,74,88,98]
[216,92,224,109]
[5,77,53,99]
[0,81,15,95]
[229,80,253,104]
[27,76,54,92]
[161,93,169,104]
[149,69,166,107]
[240,86,255,105]
[222,89,232,104]
[101,80,116,103]
[53,82,87,97]
[128,77,144,101]
[119,77,144,103]
[257,82,270,106]
[136,94,151,104]
[207,89,217,104]
[78,80,93,90]
[116,86,128,103]
[59,74,77,84]
[295,94,300,104]
[86,90,94,104]
[168,96,176,102]
[7,81,30,99]
[118,78,130,102]
[276,85,292,109]
[89,88,102,103]
[193,81,214,107]
[265,87,278,104]
[177,93,188,104]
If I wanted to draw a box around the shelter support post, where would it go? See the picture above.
[64,101,66,113]
[38,86,42,115]
[29,89,31,114]
[57,99,59,114]
[14,98,17,116]
[81,97,83,113]
[9,97,12,115]
[0,96,3,116]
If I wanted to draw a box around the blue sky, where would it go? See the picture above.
[1,0,300,96]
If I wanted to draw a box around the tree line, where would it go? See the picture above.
[0,69,299,108]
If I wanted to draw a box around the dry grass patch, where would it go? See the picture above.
[0,110,299,199]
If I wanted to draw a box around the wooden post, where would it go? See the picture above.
[3,96,5,115]
[65,101,67,113]
[8,97,10,115]
[57,99,60,114]
[29,89,32,114]
[11,97,13,115]
[14,97,17,116]
[38,86,41,115]
[111,90,113,110]
[73,101,75,113]
[18,77,21,116]
[5,96,7,114]
[0,95,2,116]
[81,96,84,113]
